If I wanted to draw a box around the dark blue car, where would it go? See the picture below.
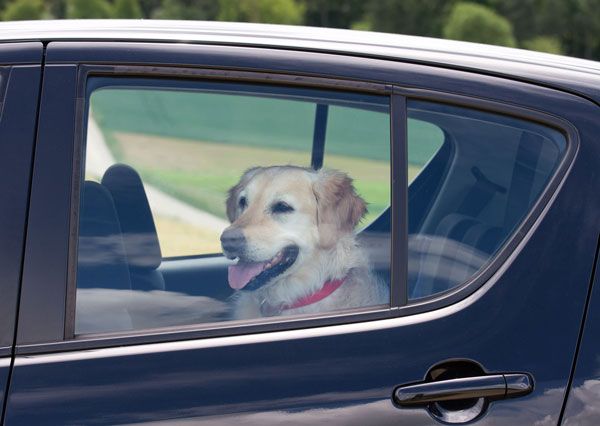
[0,20,599,425]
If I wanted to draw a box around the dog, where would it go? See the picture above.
[220,165,388,319]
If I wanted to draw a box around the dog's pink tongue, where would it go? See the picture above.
[228,262,266,289]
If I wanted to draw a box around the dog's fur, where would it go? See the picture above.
[221,166,388,320]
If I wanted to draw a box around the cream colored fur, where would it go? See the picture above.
[222,166,389,320]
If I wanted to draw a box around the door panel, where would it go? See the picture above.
[0,359,8,421]
[0,43,43,422]
[5,212,596,425]
[561,242,600,425]
[8,42,600,425]
[2,264,590,425]
[0,64,43,349]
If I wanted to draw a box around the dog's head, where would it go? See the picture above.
[221,166,366,291]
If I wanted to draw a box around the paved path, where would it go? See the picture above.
[86,114,230,233]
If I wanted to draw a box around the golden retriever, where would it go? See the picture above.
[220,166,388,319]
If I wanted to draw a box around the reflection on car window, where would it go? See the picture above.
[76,79,391,335]
[407,100,566,299]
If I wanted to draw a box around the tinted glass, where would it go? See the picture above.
[76,78,391,335]
[408,100,566,299]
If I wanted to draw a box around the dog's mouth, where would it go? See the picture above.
[228,246,299,291]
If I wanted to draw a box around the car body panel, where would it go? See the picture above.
[0,41,42,423]
[0,359,9,423]
[5,39,600,425]
[15,64,77,346]
[561,244,600,425]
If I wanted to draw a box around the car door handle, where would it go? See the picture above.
[393,373,533,407]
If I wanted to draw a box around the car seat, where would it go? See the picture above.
[101,164,165,291]
[75,181,133,333]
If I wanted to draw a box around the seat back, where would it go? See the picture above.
[102,164,165,290]
[76,181,133,333]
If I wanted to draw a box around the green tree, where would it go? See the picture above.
[443,2,516,47]
[151,0,184,18]
[45,0,66,19]
[152,0,218,20]
[354,0,454,37]
[555,0,600,60]
[113,0,143,18]
[2,0,46,20]
[301,0,365,29]
[522,35,563,54]
[218,0,304,25]
[66,0,112,19]
[139,0,161,18]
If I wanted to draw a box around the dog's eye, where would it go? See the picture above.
[239,196,247,210]
[271,201,294,214]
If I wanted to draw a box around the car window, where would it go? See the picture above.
[322,104,390,225]
[407,100,566,299]
[76,77,391,335]
[407,117,444,182]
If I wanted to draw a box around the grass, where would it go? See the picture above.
[154,215,222,256]
[92,87,444,167]
[91,86,393,161]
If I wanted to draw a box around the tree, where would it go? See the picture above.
[139,0,162,18]
[555,0,600,60]
[354,0,455,37]
[45,0,66,19]
[443,2,516,47]
[522,36,563,55]
[218,0,304,25]
[113,0,143,18]
[2,0,46,20]
[66,0,112,19]
[301,0,366,29]
[152,0,219,20]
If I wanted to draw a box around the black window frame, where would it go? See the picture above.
[83,74,393,261]
[397,87,578,313]
[14,42,580,355]
[0,42,45,356]
[65,65,404,342]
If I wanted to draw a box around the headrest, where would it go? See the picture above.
[102,164,162,270]
[77,181,132,290]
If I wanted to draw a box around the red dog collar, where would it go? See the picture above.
[284,277,347,310]
[260,276,347,317]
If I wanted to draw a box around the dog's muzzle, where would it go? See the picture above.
[220,227,246,258]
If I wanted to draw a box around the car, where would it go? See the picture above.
[0,19,599,425]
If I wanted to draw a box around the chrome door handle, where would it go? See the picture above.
[393,373,533,407]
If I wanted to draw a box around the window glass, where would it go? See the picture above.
[408,118,444,182]
[324,105,390,225]
[407,100,566,299]
[76,78,391,335]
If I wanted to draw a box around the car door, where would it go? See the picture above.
[0,42,42,423]
[5,41,600,425]
[561,239,600,424]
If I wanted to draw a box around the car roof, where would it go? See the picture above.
[1,19,599,103]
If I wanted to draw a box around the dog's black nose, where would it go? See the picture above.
[220,227,246,255]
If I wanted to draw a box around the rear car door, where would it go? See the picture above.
[5,41,600,425]
[0,42,42,423]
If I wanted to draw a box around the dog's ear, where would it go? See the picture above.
[313,169,367,248]
[226,167,261,222]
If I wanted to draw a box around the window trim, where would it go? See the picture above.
[16,62,578,355]
[61,65,401,347]
[394,87,579,315]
